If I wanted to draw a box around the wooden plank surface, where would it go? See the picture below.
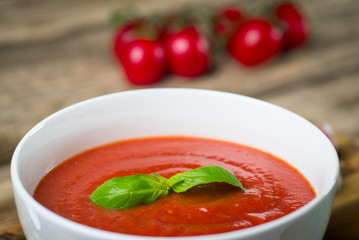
[1,0,359,239]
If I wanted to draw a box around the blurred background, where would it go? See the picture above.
[1,0,359,239]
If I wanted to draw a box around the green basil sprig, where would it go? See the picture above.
[89,166,245,209]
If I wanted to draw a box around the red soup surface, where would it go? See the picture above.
[34,136,315,236]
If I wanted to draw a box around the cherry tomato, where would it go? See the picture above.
[120,39,166,85]
[227,18,283,66]
[163,25,210,78]
[113,22,138,62]
[214,6,243,44]
[276,2,308,49]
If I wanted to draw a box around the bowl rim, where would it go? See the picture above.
[11,88,340,239]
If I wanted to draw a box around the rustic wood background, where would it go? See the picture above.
[0,0,358,239]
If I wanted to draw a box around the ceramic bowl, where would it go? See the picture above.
[11,88,339,240]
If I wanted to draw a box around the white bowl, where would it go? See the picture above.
[11,88,339,240]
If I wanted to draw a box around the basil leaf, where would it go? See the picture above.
[168,165,245,193]
[89,174,169,209]
[90,166,244,209]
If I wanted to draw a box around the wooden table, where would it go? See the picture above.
[1,0,359,239]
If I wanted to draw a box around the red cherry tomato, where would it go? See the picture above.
[276,2,308,49]
[163,25,210,78]
[121,39,166,85]
[113,23,138,62]
[227,18,283,66]
[214,6,243,43]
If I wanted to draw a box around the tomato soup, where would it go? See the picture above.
[34,136,315,236]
